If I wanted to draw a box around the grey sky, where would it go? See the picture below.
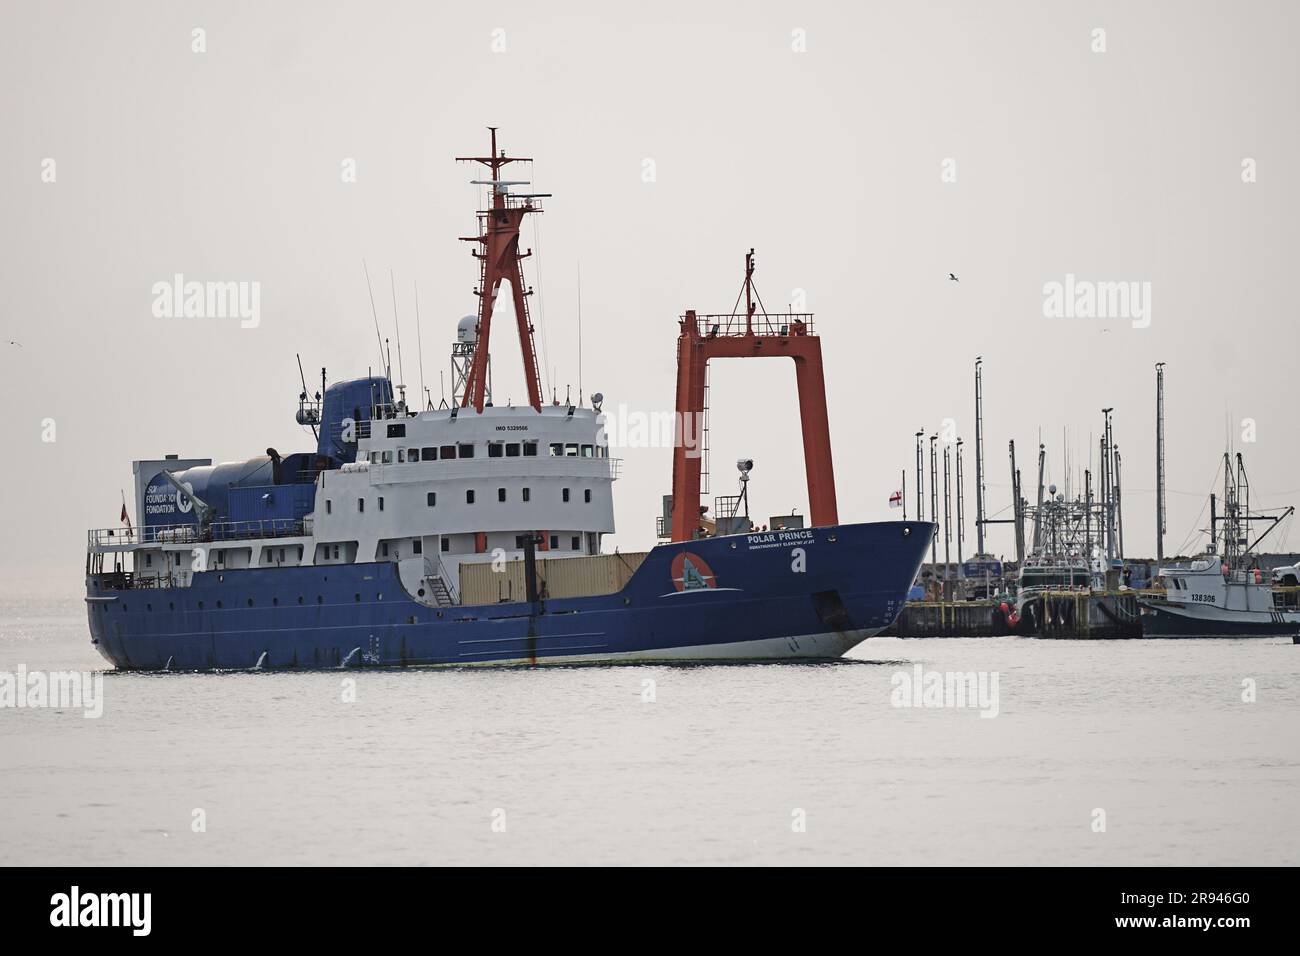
[2,0,1298,593]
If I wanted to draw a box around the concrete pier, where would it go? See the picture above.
[885,600,1013,638]
[885,590,1143,638]
[1030,590,1142,639]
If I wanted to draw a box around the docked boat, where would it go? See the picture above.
[1139,452,1298,637]
[84,130,932,670]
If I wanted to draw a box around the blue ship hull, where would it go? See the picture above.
[86,522,932,670]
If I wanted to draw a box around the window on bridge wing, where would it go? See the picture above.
[582,444,594,457]
[440,445,455,460]
[506,443,521,457]
[457,443,475,459]
[549,443,563,457]
[565,443,579,457]
[421,447,436,461]
[522,441,537,456]
[408,447,419,462]
[488,442,504,458]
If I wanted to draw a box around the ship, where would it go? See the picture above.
[1139,452,1299,637]
[84,130,933,670]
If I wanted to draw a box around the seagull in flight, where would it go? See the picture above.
[948,273,959,282]
[7,340,21,347]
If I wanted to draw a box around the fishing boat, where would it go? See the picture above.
[1139,452,1299,637]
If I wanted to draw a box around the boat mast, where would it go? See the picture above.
[974,356,987,555]
[1155,362,1166,562]
[456,128,546,412]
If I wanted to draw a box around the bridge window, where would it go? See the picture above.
[440,445,456,459]
[571,536,580,551]
[523,441,537,456]
[441,538,450,553]
[582,444,594,457]
[562,488,570,502]
[488,442,504,458]
[549,443,563,457]
[550,535,559,550]
[408,447,419,462]
[397,449,406,463]
[387,423,406,438]
[466,490,475,504]
[497,487,506,502]
[381,450,393,464]
[458,443,475,458]
[565,443,579,457]
[427,491,437,507]
[412,539,423,555]
[506,443,521,457]
[422,447,437,461]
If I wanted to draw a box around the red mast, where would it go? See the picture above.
[456,128,546,412]
[670,250,838,541]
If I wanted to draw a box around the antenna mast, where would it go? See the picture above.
[974,356,987,555]
[456,127,547,412]
[1155,362,1166,561]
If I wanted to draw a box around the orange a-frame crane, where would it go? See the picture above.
[669,251,838,541]
[456,128,546,412]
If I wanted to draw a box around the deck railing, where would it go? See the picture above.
[88,519,306,550]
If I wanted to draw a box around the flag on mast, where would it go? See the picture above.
[120,490,133,535]
[889,490,903,509]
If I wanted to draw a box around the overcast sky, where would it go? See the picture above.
[3,0,1298,594]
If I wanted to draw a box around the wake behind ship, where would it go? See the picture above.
[85,130,931,670]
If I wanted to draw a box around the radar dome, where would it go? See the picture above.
[457,315,478,344]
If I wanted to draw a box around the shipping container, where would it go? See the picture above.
[459,551,650,605]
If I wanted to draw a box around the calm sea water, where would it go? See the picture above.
[1,596,1296,866]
